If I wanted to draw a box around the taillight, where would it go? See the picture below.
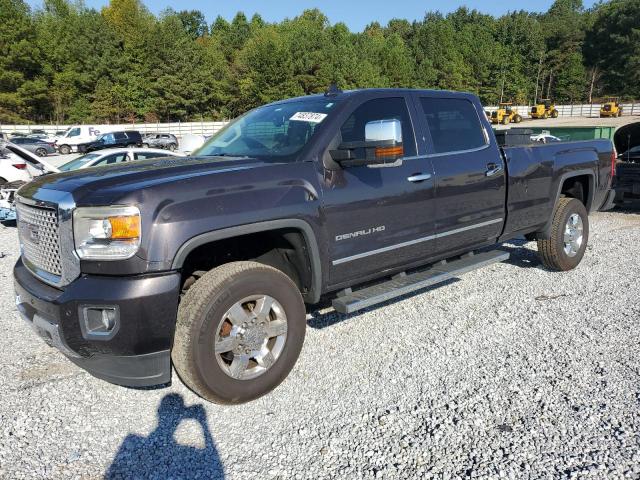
[12,163,27,170]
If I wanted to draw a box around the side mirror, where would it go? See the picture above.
[330,118,404,167]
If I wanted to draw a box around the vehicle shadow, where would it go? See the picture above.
[105,393,224,479]
[494,240,543,269]
[307,277,460,329]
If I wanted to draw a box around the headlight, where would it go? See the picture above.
[73,206,141,260]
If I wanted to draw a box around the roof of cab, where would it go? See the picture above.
[269,88,477,106]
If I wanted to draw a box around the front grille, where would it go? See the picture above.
[16,202,63,277]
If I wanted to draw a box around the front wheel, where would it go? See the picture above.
[172,261,306,404]
[35,148,48,157]
[537,197,589,271]
[514,114,522,123]
[551,109,559,118]
[168,143,177,151]
[58,144,71,155]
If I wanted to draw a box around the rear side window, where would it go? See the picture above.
[114,132,127,140]
[420,98,486,154]
[95,153,128,165]
[340,97,416,158]
[134,152,169,160]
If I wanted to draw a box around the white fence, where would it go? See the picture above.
[484,102,639,118]
[0,121,230,137]
[1,102,639,136]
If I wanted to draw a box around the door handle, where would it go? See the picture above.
[485,163,503,177]
[407,173,432,183]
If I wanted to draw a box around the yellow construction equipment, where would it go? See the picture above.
[600,97,623,118]
[490,103,522,125]
[530,99,558,119]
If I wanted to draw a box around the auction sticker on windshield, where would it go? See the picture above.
[290,112,327,123]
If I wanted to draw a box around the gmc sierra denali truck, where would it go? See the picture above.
[13,89,616,404]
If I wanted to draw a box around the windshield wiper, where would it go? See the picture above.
[206,153,255,159]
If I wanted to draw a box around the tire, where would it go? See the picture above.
[142,143,149,148]
[514,114,522,123]
[172,261,306,404]
[543,112,549,119]
[58,144,71,155]
[35,148,47,157]
[168,143,177,151]
[551,110,559,118]
[501,116,510,125]
[537,197,589,271]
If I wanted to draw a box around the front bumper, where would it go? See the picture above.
[14,258,181,387]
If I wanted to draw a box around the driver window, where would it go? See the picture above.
[340,97,416,158]
[68,128,80,137]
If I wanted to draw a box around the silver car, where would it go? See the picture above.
[58,147,185,171]
[8,137,57,156]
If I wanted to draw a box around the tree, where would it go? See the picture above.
[584,0,640,99]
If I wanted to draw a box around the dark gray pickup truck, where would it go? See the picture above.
[13,89,615,404]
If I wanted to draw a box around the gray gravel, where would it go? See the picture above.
[1,210,639,479]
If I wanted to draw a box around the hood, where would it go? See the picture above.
[23,155,273,204]
[1,141,60,174]
[614,122,640,155]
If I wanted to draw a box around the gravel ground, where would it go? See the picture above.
[0,210,639,479]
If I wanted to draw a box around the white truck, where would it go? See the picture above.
[55,125,119,154]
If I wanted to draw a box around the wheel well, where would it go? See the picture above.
[180,228,313,298]
[560,175,590,207]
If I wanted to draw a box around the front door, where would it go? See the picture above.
[320,95,437,287]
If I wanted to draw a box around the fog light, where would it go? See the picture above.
[80,305,120,340]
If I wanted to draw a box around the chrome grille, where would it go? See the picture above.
[16,202,62,277]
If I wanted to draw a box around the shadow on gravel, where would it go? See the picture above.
[105,393,224,479]
[495,240,543,269]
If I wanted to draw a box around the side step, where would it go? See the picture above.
[332,250,509,314]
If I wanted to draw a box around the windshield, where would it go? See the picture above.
[194,98,338,162]
[59,153,102,171]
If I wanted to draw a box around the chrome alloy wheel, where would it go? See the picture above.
[214,295,288,380]
[563,213,584,257]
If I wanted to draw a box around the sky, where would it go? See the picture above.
[26,0,600,32]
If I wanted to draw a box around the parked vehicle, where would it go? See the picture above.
[490,102,522,125]
[13,88,615,404]
[530,132,562,143]
[617,146,640,163]
[600,97,623,118]
[8,137,57,156]
[142,133,179,151]
[55,125,116,154]
[59,148,185,172]
[0,141,59,220]
[530,99,559,119]
[76,131,143,153]
[613,122,640,206]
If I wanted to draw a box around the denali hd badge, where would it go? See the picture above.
[335,226,385,241]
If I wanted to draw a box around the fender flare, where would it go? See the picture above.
[171,219,323,304]
[538,169,595,239]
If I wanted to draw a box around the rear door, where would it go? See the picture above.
[415,95,506,256]
[320,94,437,286]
